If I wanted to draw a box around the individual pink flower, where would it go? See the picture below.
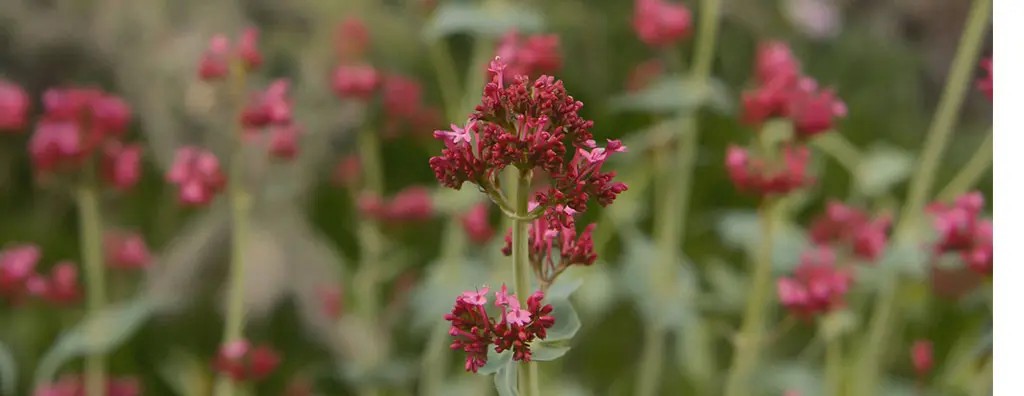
[241,80,293,129]
[34,374,141,396]
[101,142,143,191]
[267,124,301,160]
[777,247,852,319]
[633,0,692,48]
[755,41,801,86]
[214,340,281,382]
[237,28,263,71]
[364,187,435,223]
[494,30,562,80]
[976,57,992,101]
[0,79,30,132]
[460,202,495,243]
[0,244,42,303]
[105,231,151,270]
[784,79,847,138]
[445,285,555,372]
[911,340,933,377]
[199,35,232,81]
[334,17,370,61]
[166,146,226,206]
[726,144,812,197]
[332,64,381,100]
[28,261,81,305]
[30,88,134,175]
[928,191,992,276]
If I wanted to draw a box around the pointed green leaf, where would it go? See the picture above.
[855,144,914,198]
[477,348,512,376]
[493,361,518,396]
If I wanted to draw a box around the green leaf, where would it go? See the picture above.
[0,340,16,396]
[546,298,581,341]
[477,348,512,376]
[530,342,571,361]
[493,361,519,396]
[608,75,733,115]
[34,298,155,386]
[855,144,914,198]
[715,210,809,273]
[424,2,544,40]
[618,236,698,329]
[545,276,583,302]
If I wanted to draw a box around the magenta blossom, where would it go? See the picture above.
[633,0,692,48]
[927,191,992,276]
[809,201,891,262]
[105,231,151,270]
[0,79,30,132]
[0,244,42,303]
[726,144,812,197]
[777,247,852,319]
[166,146,226,206]
[494,30,562,80]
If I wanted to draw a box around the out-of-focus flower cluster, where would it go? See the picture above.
[777,247,852,319]
[444,285,554,372]
[35,374,140,396]
[493,30,562,80]
[0,79,30,132]
[632,0,692,48]
[0,245,81,307]
[213,340,281,383]
[104,231,151,271]
[928,191,992,276]
[809,201,891,262]
[357,186,435,224]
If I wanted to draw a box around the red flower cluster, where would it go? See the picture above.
[460,202,495,243]
[104,231,151,270]
[0,245,81,306]
[332,64,381,100]
[0,79,30,131]
[334,17,371,61]
[741,41,846,139]
[493,30,562,80]
[30,88,139,184]
[357,186,435,223]
[977,57,992,101]
[241,80,303,160]
[379,75,442,137]
[34,374,140,396]
[501,209,597,284]
[26,261,81,306]
[632,0,692,48]
[213,340,281,382]
[429,58,627,223]
[198,28,263,81]
[927,191,992,276]
[809,201,891,262]
[777,247,852,319]
[444,285,555,372]
[725,144,812,197]
[166,146,226,206]
[911,339,933,378]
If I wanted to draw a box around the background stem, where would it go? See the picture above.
[417,217,467,396]
[937,130,992,201]
[76,169,106,396]
[351,126,386,396]
[825,335,844,396]
[512,168,538,396]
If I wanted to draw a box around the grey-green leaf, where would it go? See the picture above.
[477,348,512,376]
[0,340,16,396]
[424,2,543,40]
[608,76,733,115]
[546,298,581,341]
[855,144,914,198]
[494,361,519,396]
[530,342,571,362]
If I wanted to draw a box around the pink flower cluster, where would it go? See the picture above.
[198,28,262,81]
[166,146,226,206]
[501,209,597,285]
[334,17,371,61]
[240,79,302,160]
[809,201,891,262]
[725,144,812,197]
[741,41,847,139]
[493,30,562,80]
[444,285,555,372]
[0,79,30,132]
[429,58,627,224]
[461,202,495,244]
[0,245,81,306]
[777,247,852,319]
[357,186,435,224]
[633,0,692,48]
[104,231,151,270]
[35,374,140,396]
[213,340,281,382]
[977,57,992,101]
[927,191,992,276]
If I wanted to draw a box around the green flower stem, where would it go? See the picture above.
[417,217,468,396]
[635,0,722,394]
[512,168,539,396]
[214,62,252,396]
[856,1,990,394]
[937,130,992,202]
[724,198,778,396]
[825,335,844,396]
[76,167,107,396]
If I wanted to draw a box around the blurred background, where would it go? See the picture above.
[0,0,992,395]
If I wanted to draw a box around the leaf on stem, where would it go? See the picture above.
[855,144,914,198]
[608,75,733,115]
[424,2,544,40]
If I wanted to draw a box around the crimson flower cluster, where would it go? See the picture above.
[977,57,992,101]
[0,245,81,306]
[493,30,562,80]
[34,374,140,396]
[725,144,811,197]
[0,79,30,132]
[809,201,891,262]
[166,146,226,206]
[501,206,597,286]
[927,191,992,276]
[460,202,496,244]
[213,340,281,382]
[357,186,435,224]
[104,231,151,270]
[444,285,555,372]
[240,79,302,160]
[776,247,852,319]
[198,28,262,81]
[632,0,692,48]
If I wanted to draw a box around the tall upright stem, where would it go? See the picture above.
[937,131,992,202]
[825,335,844,396]
[76,167,106,396]
[351,126,386,396]
[512,168,539,396]
[724,199,778,396]
[635,0,722,394]
[418,217,468,396]
[856,1,990,394]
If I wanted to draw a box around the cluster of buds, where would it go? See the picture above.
[493,30,562,80]
[727,41,846,198]
[0,79,30,132]
[927,191,992,276]
[213,340,281,382]
[501,205,597,289]
[776,247,852,319]
[808,201,891,262]
[357,186,435,224]
[34,374,140,396]
[240,79,302,160]
[632,0,692,48]
[104,231,151,271]
[444,285,555,372]
[0,245,81,306]
[166,146,225,206]
[198,28,262,81]
[977,57,992,101]
[460,202,496,244]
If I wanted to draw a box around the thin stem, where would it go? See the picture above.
[813,132,862,174]
[724,199,778,396]
[825,335,844,396]
[856,1,990,394]
[429,38,463,121]
[937,130,992,202]
[76,167,106,396]
[512,168,538,396]
[417,218,468,396]
[351,127,386,396]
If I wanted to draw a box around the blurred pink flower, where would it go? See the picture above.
[332,64,381,100]
[334,17,370,61]
[30,88,134,176]
[166,146,226,206]
[105,231,151,270]
[977,57,992,101]
[0,79,30,132]
[241,79,293,129]
[268,124,301,160]
[777,247,852,319]
[101,142,143,191]
[198,28,263,81]
[809,201,891,262]
[460,202,495,243]
[0,244,42,302]
[34,374,140,396]
[911,339,933,377]
[494,30,562,80]
[928,191,992,276]
[726,144,812,197]
[28,261,81,306]
[214,340,281,382]
[633,0,692,48]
